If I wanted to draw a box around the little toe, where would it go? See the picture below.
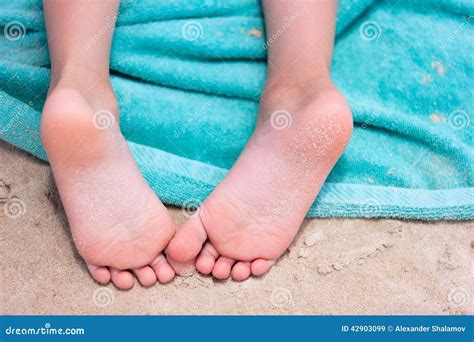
[212,256,236,280]
[150,254,175,283]
[87,264,111,285]
[132,266,157,287]
[251,259,275,276]
[167,215,207,262]
[231,261,252,281]
[196,242,219,275]
[110,269,134,290]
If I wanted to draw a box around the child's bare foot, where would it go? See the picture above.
[168,79,352,281]
[41,73,176,289]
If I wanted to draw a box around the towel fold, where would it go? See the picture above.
[0,0,472,220]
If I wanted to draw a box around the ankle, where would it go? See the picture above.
[49,66,118,115]
[41,86,123,163]
[51,63,108,86]
[257,75,353,151]
[260,74,334,110]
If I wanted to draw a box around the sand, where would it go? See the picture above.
[0,141,472,315]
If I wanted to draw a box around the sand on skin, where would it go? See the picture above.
[0,141,472,315]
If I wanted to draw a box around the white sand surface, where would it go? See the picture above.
[0,141,472,315]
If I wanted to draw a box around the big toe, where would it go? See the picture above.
[166,255,196,277]
[167,215,207,262]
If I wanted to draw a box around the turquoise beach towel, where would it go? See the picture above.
[0,0,473,220]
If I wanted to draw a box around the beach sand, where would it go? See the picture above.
[0,141,472,315]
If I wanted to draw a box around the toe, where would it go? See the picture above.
[166,255,196,276]
[110,269,134,290]
[212,256,236,280]
[251,259,275,276]
[132,266,157,287]
[87,264,111,285]
[167,215,207,262]
[150,254,175,283]
[231,261,252,281]
[196,242,219,275]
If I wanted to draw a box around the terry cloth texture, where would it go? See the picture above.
[0,0,472,220]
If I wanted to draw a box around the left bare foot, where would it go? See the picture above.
[41,74,176,289]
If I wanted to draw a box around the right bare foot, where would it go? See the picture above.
[167,80,352,281]
[41,74,176,289]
